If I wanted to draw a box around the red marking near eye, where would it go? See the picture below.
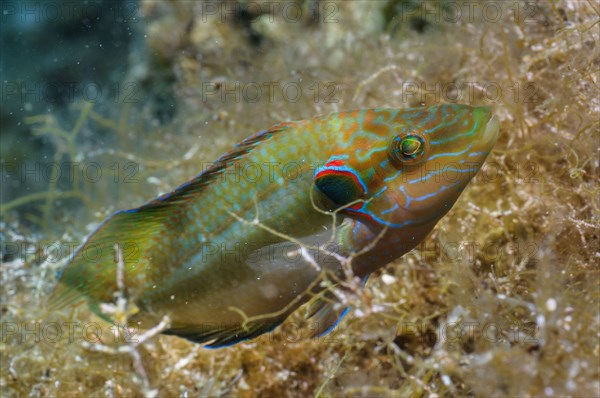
[324,159,345,168]
[315,170,364,188]
[314,169,366,197]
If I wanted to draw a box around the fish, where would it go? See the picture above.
[49,104,499,347]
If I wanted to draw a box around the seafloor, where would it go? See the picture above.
[1,0,599,397]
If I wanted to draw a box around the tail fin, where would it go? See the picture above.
[48,208,168,311]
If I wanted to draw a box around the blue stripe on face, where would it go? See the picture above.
[329,154,350,160]
[381,203,399,215]
[427,143,474,161]
[468,151,489,157]
[347,180,462,229]
[401,110,423,121]
[422,108,465,135]
[384,169,404,182]
[399,185,412,208]
[372,186,388,199]
[429,115,481,145]
[355,146,387,162]
[347,204,444,229]
[411,181,460,202]
[407,167,476,185]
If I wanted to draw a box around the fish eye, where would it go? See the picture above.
[389,133,428,165]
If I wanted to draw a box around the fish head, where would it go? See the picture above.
[375,104,499,226]
[317,104,499,232]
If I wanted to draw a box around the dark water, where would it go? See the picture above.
[1,0,177,222]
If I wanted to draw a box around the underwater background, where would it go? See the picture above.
[1,0,599,397]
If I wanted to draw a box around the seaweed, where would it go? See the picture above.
[2,0,599,397]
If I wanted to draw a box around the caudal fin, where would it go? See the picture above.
[48,208,168,311]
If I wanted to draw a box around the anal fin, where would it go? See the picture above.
[163,320,283,348]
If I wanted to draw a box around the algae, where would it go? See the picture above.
[1,0,599,397]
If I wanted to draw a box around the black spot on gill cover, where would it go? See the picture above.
[315,173,364,207]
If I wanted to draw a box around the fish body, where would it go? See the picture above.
[50,104,499,347]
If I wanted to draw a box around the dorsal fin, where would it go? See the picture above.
[141,121,297,209]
